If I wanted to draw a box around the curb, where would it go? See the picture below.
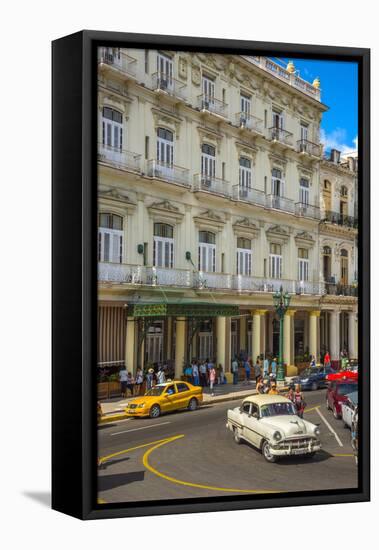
[99,412,128,424]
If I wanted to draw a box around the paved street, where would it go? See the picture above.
[98,389,358,504]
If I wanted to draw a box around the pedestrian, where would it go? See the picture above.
[287,387,295,403]
[244,357,251,384]
[324,350,331,369]
[263,356,269,377]
[256,376,265,394]
[157,366,166,385]
[192,360,200,386]
[294,384,306,418]
[184,363,192,382]
[310,355,316,368]
[118,365,128,398]
[231,356,239,385]
[217,363,224,385]
[135,367,143,395]
[254,358,261,384]
[271,357,277,377]
[199,360,207,387]
[268,382,279,395]
[126,372,134,397]
[209,364,216,396]
[146,367,154,391]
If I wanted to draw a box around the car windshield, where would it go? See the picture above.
[145,386,165,396]
[260,402,297,417]
[336,383,358,395]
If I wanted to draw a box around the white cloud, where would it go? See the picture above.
[320,128,357,155]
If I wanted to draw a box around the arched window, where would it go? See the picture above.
[153,223,174,268]
[269,242,282,279]
[102,107,123,152]
[98,213,123,263]
[236,237,252,276]
[199,231,216,272]
[298,248,309,281]
[340,186,348,197]
[323,245,332,255]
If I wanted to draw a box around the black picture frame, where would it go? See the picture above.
[52,30,370,520]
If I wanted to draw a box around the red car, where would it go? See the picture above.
[326,370,358,382]
[326,379,358,419]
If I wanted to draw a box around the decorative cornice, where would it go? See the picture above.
[233,217,259,239]
[147,200,183,222]
[266,224,289,244]
[99,188,135,206]
[151,107,183,138]
[295,231,316,248]
[193,209,225,231]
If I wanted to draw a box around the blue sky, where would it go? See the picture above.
[280,57,358,155]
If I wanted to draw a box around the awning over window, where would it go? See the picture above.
[128,302,239,318]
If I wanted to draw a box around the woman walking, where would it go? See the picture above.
[209,364,216,396]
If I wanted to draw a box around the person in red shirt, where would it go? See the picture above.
[324,350,331,368]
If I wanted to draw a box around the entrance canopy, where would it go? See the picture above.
[128,301,239,318]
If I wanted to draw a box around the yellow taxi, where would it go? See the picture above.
[125,380,203,418]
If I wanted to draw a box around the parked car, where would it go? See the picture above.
[326,379,358,419]
[341,391,358,428]
[291,365,337,391]
[226,394,321,463]
[351,407,358,466]
[125,380,203,418]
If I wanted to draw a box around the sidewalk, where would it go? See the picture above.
[99,381,289,423]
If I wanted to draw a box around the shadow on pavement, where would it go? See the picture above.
[99,456,131,469]
[98,471,145,492]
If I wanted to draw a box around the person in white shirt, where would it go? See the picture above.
[119,366,128,398]
[192,361,199,386]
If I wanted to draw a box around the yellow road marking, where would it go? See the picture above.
[142,435,282,494]
[98,436,179,466]
[333,453,354,457]
[304,405,321,413]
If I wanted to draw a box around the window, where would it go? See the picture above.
[165,384,177,395]
[271,168,283,197]
[269,243,282,279]
[153,223,174,268]
[300,122,308,142]
[146,321,163,364]
[156,127,174,170]
[299,178,310,205]
[176,383,190,393]
[98,213,123,263]
[340,186,348,216]
[202,75,215,108]
[198,231,216,272]
[240,93,251,118]
[236,237,252,276]
[102,107,123,151]
[298,248,309,281]
[201,143,216,184]
[242,402,251,414]
[323,180,332,211]
[239,157,252,190]
[198,320,213,360]
[340,249,348,284]
[272,109,284,129]
[157,52,173,90]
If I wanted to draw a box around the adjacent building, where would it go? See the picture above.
[97,48,358,376]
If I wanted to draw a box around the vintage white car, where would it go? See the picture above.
[341,391,358,429]
[226,394,321,462]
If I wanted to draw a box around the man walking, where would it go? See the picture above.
[244,357,251,384]
[254,358,261,384]
[263,356,269,377]
[199,360,207,387]
[231,356,239,385]
[192,360,200,386]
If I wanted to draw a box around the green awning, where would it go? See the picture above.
[128,302,239,318]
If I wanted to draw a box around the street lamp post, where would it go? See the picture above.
[273,285,291,383]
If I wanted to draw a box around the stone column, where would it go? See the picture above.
[348,311,358,359]
[175,317,186,379]
[166,317,173,360]
[252,310,266,360]
[283,310,296,367]
[330,310,340,361]
[309,310,320,361]
[240,316,246,352]
[217,316,227,370]
[125,317,137,374]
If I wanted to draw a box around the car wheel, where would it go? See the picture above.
[311,382,318,391]
[149,404,161,418]
[333,405,340,419]
[188,397,198,411]
[233,427,242,444]
[262,440,277,463]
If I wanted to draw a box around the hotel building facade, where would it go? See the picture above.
[97,48,358,377]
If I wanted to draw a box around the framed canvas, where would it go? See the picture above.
[52,30,370,520]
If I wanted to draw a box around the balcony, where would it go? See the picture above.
[97,144,141,172]
[324,282,358,297]
[297,139,321,157]
[322,210,358,229]
[98,48,137,79]
[98,263,145,284]
[194,272,232,290]
[151,72,186,101]
[267,127,293,146]
[193,174,230,197]
[295,202,320,220]
[266,194,295,214]
[145,266,192,287]
[232,184,266,207]
[147,160,190,187]
[197,94,227,118]
[235,112,263,134]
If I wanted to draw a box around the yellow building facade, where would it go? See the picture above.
[97,48,358,376]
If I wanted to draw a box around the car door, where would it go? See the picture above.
[242,403,262,448]
[161,384,178,412]
[175,382,191,409]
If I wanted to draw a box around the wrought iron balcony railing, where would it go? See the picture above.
[267,126,293,146]
[193,174,230,197]
[322,210,358,229]
[297,139,321,157]
[235,112,263,133]
[197,94,227,118]
[151,72,186,101]
[98,263,145,284]
[232,184,266,207]
[98,47,137,78]
[266,194,295,214]
[147,160,190,187]
[194,272,232,290]
[145,266,192,287]
[295,202,320,220]
[324,282,358,297]
[97,144,141,172]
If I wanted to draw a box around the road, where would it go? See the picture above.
[97,389,358,504]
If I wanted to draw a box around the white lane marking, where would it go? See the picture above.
[316,407,343,447]
[110,421,171,436]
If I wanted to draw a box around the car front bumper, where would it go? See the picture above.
[125,408,150,417]
[269,439,321,456]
